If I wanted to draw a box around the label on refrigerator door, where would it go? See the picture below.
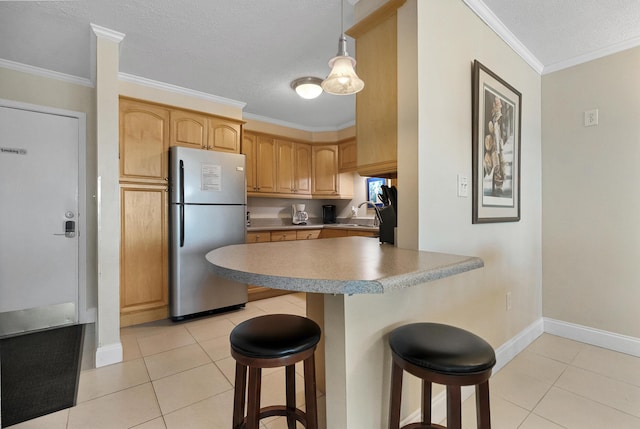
[201,163,222,191]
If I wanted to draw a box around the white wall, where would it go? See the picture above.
[542,46,640,338]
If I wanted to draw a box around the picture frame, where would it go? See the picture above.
[472,60,522,223]
[366,177,386,207]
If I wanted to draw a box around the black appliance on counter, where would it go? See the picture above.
[378,185,398,245]
[322,204,336,224]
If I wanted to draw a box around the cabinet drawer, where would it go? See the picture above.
[270,231,297,241]
[246,232,271,243]
[296,229,321,240]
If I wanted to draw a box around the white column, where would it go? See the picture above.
[91,23,125,367]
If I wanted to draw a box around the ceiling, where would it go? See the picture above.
[1,0,639,131]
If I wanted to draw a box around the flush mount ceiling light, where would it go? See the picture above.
[321,0,364,95]
[291,77,324,99]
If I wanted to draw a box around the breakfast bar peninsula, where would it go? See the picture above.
[206,237,484,429]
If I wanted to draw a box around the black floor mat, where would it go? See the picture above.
[1,324,84,427]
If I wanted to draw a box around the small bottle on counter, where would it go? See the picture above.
[246,211,251,227]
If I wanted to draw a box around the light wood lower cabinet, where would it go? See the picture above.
[120,184,169,327]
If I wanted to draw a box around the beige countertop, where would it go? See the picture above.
[206,236,484,294]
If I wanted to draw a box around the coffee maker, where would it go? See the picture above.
[322,204,336,224]
[292,204,309,225]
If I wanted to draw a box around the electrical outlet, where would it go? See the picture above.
[584,109,599,127]
[506,291,512,311]
[457,174,469,198]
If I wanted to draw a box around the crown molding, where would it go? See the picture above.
[543,35,640,74]
[0,58,93,87]
[462,0,544,74]
[242,112,354,133]
[118,72,247,110]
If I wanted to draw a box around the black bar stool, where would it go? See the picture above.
[230,314,321,429]
[388,323,496,429]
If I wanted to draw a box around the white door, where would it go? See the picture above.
[0,105,79,333]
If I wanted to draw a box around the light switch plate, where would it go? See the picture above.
[457,174,469,198]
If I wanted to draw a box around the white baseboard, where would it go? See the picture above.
[95,342,123,368]
[543,317,640,357]
[401,319,544,426]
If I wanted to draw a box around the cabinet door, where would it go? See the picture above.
[294,143,312,195]
[119,99,169,184]
[242,132,257,192]
[320,229,348,239]
[120,184,168,318]
[351,9,398,176]
[276,139,295,194]
[312,145,339,196]
[170,109,207,149]
[339,138,357,172]
[255,136,277,193]
[208,117,241,153]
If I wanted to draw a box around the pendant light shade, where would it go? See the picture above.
[321,35,364,95]
[321,1,364,95]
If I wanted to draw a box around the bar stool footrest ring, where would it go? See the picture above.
[236,405,308,429]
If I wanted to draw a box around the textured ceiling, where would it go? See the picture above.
[1,1,639,130]
[481,0,640,70]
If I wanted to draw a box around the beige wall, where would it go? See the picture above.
[416,0,542,339]
[542,46,640,338]
[334,0,543,424]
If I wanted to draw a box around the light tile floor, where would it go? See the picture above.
[10,293,640,429]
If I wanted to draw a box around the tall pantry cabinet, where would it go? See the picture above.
[119,98,170,327]
[119,97,244,326]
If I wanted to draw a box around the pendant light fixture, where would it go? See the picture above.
[321,0,364,95]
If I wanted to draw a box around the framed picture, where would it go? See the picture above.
[472,60,521,223]
[366,177,386,206]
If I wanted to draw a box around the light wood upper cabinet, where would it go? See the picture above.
[312,145,338,196]
[276,140,311,195]
[242,133,257,193]
[170,109,208,149]
[243,131,277,194]
[207,117,241,153]
[312,144,352,198]
[119,99,169,184]
[120,183,168,324]
[339,138,357,172]
[294,143,312,195]
[347,0,405,177]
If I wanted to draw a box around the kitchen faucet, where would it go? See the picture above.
[358,201,383,226]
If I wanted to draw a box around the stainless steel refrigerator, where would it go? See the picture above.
[169,146,247,320]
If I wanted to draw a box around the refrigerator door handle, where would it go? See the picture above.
[180,204,185,247]
[179,159,185,247]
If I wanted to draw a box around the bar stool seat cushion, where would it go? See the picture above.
[230,314,321,359]
[389,323,496,374]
